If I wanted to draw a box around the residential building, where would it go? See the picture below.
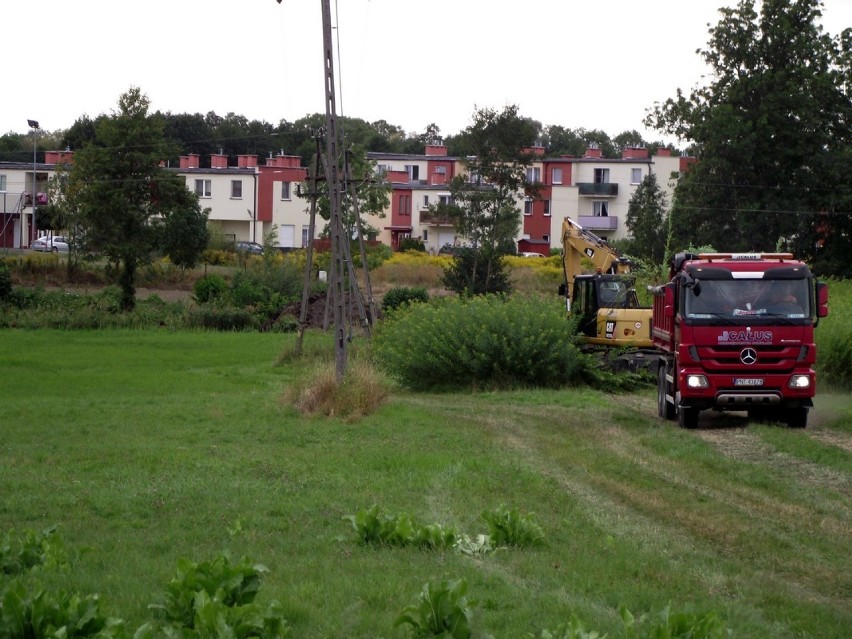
[368,141,691,254]
[1,141,692,254]
[0,150,316,251]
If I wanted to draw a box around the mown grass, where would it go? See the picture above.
[1,329,850,638]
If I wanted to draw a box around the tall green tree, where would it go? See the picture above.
[438,105,538,296]
[645,0,852,275]
[69,87,209,310]
[625,173,668,264]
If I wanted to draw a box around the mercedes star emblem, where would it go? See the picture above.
[740,348,758,365]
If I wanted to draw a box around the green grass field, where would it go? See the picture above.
[1,329,850,638]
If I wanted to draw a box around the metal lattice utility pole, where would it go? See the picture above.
[320,0,348,381]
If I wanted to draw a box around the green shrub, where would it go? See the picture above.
[193,273,229,304]
[187,305,260,331]
[815,277,852,388]
[441,250,512,296]
[373,295,586,391]
[0,261,11,300]
[398,237,426,252]
[381,286,430,313]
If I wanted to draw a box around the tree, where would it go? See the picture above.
[438,105,538,296]
[69,87,209,310]
[625,173,669,264]
[645,0,852,275]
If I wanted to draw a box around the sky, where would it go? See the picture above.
[4,0,852,145]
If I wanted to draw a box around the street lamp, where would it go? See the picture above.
[27,119,39,247]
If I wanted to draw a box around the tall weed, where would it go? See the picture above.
[284,358,390,420]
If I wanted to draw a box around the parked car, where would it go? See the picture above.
[32,235,69,253]
[519,251,546,258]
[234,241,264,255]
[438,244,468,256]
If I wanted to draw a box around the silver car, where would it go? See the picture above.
[32,235,69,253]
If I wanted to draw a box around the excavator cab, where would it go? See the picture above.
[573,274,640,339]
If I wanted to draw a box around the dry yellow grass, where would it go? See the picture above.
[284,357,391,420]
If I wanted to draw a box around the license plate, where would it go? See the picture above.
[734,378,764,386]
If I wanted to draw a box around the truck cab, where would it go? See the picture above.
[652,253,829,429]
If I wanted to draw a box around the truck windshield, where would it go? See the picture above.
[685,278,811,321]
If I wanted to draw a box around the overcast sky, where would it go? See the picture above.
[5,0,851,145]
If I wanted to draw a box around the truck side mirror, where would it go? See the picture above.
[816,282,829,318]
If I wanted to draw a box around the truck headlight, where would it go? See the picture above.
[788,375,810,389]
[686,375,709,388]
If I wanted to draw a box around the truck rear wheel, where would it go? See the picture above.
[678,406,699,429]
[786,407,808,429]
[658,365,675,420]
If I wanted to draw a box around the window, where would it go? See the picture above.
[281,182,291,200]
[524,198,533,215]
[399,195,411,216]
[435,165,446,174]
[422,195,430,209]
[593,201,609,216]
[594,168,610,184]
[405,165,420,180]
[301,226,310,248]
[231,180,242,199]
[194,179,211,198]
[543,200,551,217]
[422,230,428,241]
[0,175,6,191]
[526,167,541,183]
[543,234,549,242]
[552,168,562,185]
[438,194,453,206]
[631,168,642,184]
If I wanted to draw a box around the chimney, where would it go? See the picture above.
[237,155,258,168]
[583,143,602,159]
[621,146,649,160]
[211,152,228,169]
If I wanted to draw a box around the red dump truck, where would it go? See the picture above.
[651,252,829,429]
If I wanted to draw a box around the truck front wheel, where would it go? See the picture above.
[658,365,675,420]
[786,407,808,429]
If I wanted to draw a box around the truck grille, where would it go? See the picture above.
[698,345,798,373]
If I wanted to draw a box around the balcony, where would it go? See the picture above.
[578,215,619,231]
[577,182,618,197]
[419,211,455,226]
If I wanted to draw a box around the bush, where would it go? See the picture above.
[0,261,11,300]
[187,305,260,331]
[441,250,513,296]
[398,237,426,252]
[373,295,586,391]
[193,273,229,304]
[381,286,430,313]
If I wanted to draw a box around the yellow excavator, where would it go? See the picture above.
[559,217,653,357]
